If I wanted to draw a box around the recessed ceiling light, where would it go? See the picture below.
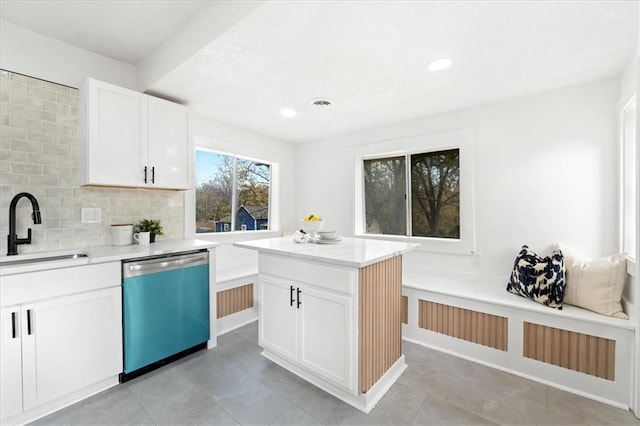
[280,108,297,117]
[427,57,453,71]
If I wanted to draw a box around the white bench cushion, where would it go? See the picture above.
[403,271,635,331]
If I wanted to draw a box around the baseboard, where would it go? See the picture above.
[4,376,119,426]
[217,308,258,336]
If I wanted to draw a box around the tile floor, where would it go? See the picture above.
[32,321,640,425]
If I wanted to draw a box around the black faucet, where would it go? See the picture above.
[7,192,42,256]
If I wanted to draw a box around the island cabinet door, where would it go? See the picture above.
[298,285,356,394]
[259,275,298,361]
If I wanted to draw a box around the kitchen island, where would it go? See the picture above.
[235,236,418,413]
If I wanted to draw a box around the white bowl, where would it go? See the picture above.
[317,230,337,240]
[301,219,324,235]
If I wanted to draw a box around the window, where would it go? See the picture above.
[195,149,271,233]
[620,96,636,261]
[355,129,474,254]
[363,156,407,235]
[363,149,460,238]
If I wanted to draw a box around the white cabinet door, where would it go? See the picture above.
[21,288,122,411]
[298,285,355,393]
[148,97,189,189]
[0,306,23,421]
[85,79,147,187]
[82,78,190,189]
[259,275,298,361]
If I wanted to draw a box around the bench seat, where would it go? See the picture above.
[401,270,635,410]
[215,266,258,336]
[403,272,635,330]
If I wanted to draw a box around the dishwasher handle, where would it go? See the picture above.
[123,252,208,277]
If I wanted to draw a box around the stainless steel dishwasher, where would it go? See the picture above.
[121,250,210,381]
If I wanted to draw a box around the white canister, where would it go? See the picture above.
[110,224,133,246]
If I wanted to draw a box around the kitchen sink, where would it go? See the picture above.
[0,252,89,267]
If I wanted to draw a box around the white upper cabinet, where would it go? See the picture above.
[82,80,147,187]
[80,78,190,190]
[147,97,189,189]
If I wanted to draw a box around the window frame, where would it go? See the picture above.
[190,143,280,240]
[354,129,475,255]
[619,94,637,270]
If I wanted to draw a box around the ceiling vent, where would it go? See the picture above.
[311,98,332,107]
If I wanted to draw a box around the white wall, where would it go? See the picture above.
[0,20,136,89]
[187,113,297,276]
[620,45,639,102]
[296,78,620,279]
[188,113,296,237]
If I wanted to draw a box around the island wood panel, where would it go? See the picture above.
[401,295,408,324]
[418,300,508,351]
[217,283,254,319]
[523,322,615,381]
[358,255,402,393]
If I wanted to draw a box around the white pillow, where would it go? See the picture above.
[559,245,628,319]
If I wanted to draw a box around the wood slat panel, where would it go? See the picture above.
[358,256,403,393]
[522,322,615,381]
[401,295,408,325]
[216,284,254,319]
[418,300,508,351]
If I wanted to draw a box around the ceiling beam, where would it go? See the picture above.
[136,1,264,94]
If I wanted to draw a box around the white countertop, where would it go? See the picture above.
[235,236,419,268]
[0,239,217,276]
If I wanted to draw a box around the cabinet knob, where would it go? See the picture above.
[290,285,295,307]
[143,166,148,184]
[296,288,302,309]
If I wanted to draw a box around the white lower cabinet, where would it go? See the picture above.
[0,306,23,420]
[298,284,353,390]
[0,263,123,423]
[22,288,122,410]
[244,248,408,413]
[259,273,355,393]
[260,276,298,361]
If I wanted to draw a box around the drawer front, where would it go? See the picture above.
[1,262,121,307]
[259,254,357,295]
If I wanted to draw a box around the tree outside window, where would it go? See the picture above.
[363,156,407,235]
[195,150,270,233]
[411,149,460,238]
[363,149,460,239]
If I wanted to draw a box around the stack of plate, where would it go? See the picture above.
[314,231,342,244]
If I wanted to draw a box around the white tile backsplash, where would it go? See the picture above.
[0,70,185,254]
